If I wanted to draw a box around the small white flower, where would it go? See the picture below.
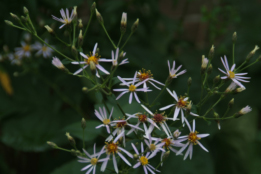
[176,119,210,160]
[218,56,250,88]
[144,134,165,158]
[173,129,181,138]
[201,57,209,69]
[239,105,252,115]
[71,43,112,77]
[159,88,198,122]
[168,60,186,78]
[111,48,128,66]
[78,144,109,174]
[52,57,65,69]
[15,41,32,58]
[132,142,160,174]
[8,53,22,65]
[100,131,133,174]
[141,104,173,138]
[52,8,75,29]
[121,12,127,27]
[31,40,54,58]
[94,107,113,134]
[113,72,152,104]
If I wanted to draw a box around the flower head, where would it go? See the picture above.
[31,40,54,58]
[15,41,32,58]
[112,48,128,66]
[52,8,75,29]
[94,107,113,134]
[168,60,186,78]
[239,105,252,115]
[52,57,65,70]
[218,56,250,88]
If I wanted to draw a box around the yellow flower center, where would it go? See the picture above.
[23,45,30,52]
[103,119,110,125]
[228,71,235,78]
[188,131,201,145]
[137,114,147,122]
[176,97,189,108]
[90,158,98,165]
[149,144,156,151]
[137,69,153,81]
[64,19,69,24]
[139,156,149,165]
[162,138,172,148]
[105,142,118,154]
[86,55,99,65]
[129,84,136,92]
[170,73,176,78]
[42,46,48,52]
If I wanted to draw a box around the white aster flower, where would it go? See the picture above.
[8,53,22,65]
[168,60,186,78]
[239,105,252,115]
[132,142,160,174]
[15,41,32,58]
[106,118,143,147]
[71,43,112,77]
[52,57,65,70]
[52,8,75,29]
[141,104,173,138]
[31,41,54,58]
[113,72,152,104]
[100,131,133,174]
[94,107,113,134]
[112,48,128,66]
[78,144,109,174]
[176,119,210,160]
[218,56,250,88]
[159,88,198,122]
[144,134,165,158]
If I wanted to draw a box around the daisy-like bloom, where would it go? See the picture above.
[238,105,252,115]
[141,104,173,138]
[125,112,159,136]
[15,41,32,58]
[71,43,112,77]
[8,53,22,65]
[94,107,113,134]
[176,119,209,160]
[78,144,109,174]
[113,72,152,104]
[112,48,128,66]
[52,8,75,29]
[122,69,164,90]
[132,142,160,174]
[31,41,54,58]
[106,117,143,147]
[52,57,65,70]
[100,131,133,174]
[144,134,165,158]
[159,88,198,122]
[218,56,250,88]
[168,60,186,78]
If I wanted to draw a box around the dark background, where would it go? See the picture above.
[0,0,261,174]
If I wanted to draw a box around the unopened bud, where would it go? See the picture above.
[133,154,139,159]
[91,2,96,14]
[21,15,27,22]
[225,82,237,93]
[82,87,88,92]
[5,20,13,26]
[121,12,127,33]
[95,9,103,24]
[47,141,57,148]
[73,6,77,17]
[228,98,234,108]
[235,105,252,118]
[44,25,54,35]
[78,30,83,46]
[71,149,81,156]
[213,75,220,84]
[81,118,86,129]
[119,51,126,60]
[52,57,65,70]
[246,45,259,62]
[185,101,192,115]
[214,111,219,118]
[232,32,237,43]
[23,7,29,15]
[90,61,96,71]
[173,129,181,138]
[235,87,245,93]
[131,18,139,32]
[209,45,215,60]
[207,64,212,74]
[187,77,192,86]
[65,132,76,147]
[201,55,209,74]
[162,150,170,160]
[10,13,19,21]
[78,19,83,29]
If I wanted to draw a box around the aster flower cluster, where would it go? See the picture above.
[5,4,259,174]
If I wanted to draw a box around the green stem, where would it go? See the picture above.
[10,24,27,31]
[203,95,224,117]
[120,32,133,51]
[239,60,259,72]
[117,33,124,47]
[55,34,70,46]
[150,86,166,107]
[232,42,235,64]
[82,129,85,149]
[72,21,77,46]
[235,61,247,72]
[101,24,116,49]
[26,14,37,34]
[198,114,235,120]
[55,147,72,153]
[222,107,230,118]
[83,13,93,38]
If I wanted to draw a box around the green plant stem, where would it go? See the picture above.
[55,147,72,153]
[239,60,259,71]
[82,129,85,149]
[120,32,133,51]
[101,24,116,49]
[222,107,230,118]
[232,42,235,64]
[117,33,124,47]
[26,14,37,34]
[10,24,27,31]
[235,61,247,72]
[83,13,93,38]
[198,114,235,120]
[55,35,71,46]
[203,95,224,117]
[150,86,166,107]
[72,21,77,46]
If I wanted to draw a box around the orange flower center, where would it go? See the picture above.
[106,142,118,154]
[176,97,189,108]
[188,131,201,145]
[162,138,172,148]
[137,69,153,81]
[23,45,31,52]
[138,114,147,122]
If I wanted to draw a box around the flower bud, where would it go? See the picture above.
[52,57,65,70]
[119,51,126,60]
[78,30,83,47]
[187,77,192,86]
[78,19,83,29]
[95,9,103,24]
[73,6,77,17]
[121,12,127,33]
[81,118,86,129]
[228,98,234,108]
[209,45,215,60]
[45,25,55,35]
[235,87,245,93]
[23,7,29,15]
[173,129,181,138]
[131,18,139,32]
[213,75,220,84]
[5,20,13,26]
[47,141,57,148]
[91,2,96,14]
[71,149,81,156]
[21,15,27,23]
[185,101,192,115]
[207,64,212,74]
[235,105,252,118]
[82,87,88,92]
[232,32,237,43]
[162,150,170,161]
[225,82,237,93]
[201,55,208,74]
[246,45,259,62]
[133,154,139,159]
[10,13,20,21]
[65,132,76,147]
[213,112,220,130]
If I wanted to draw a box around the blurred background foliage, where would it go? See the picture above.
[0,0,261,174]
